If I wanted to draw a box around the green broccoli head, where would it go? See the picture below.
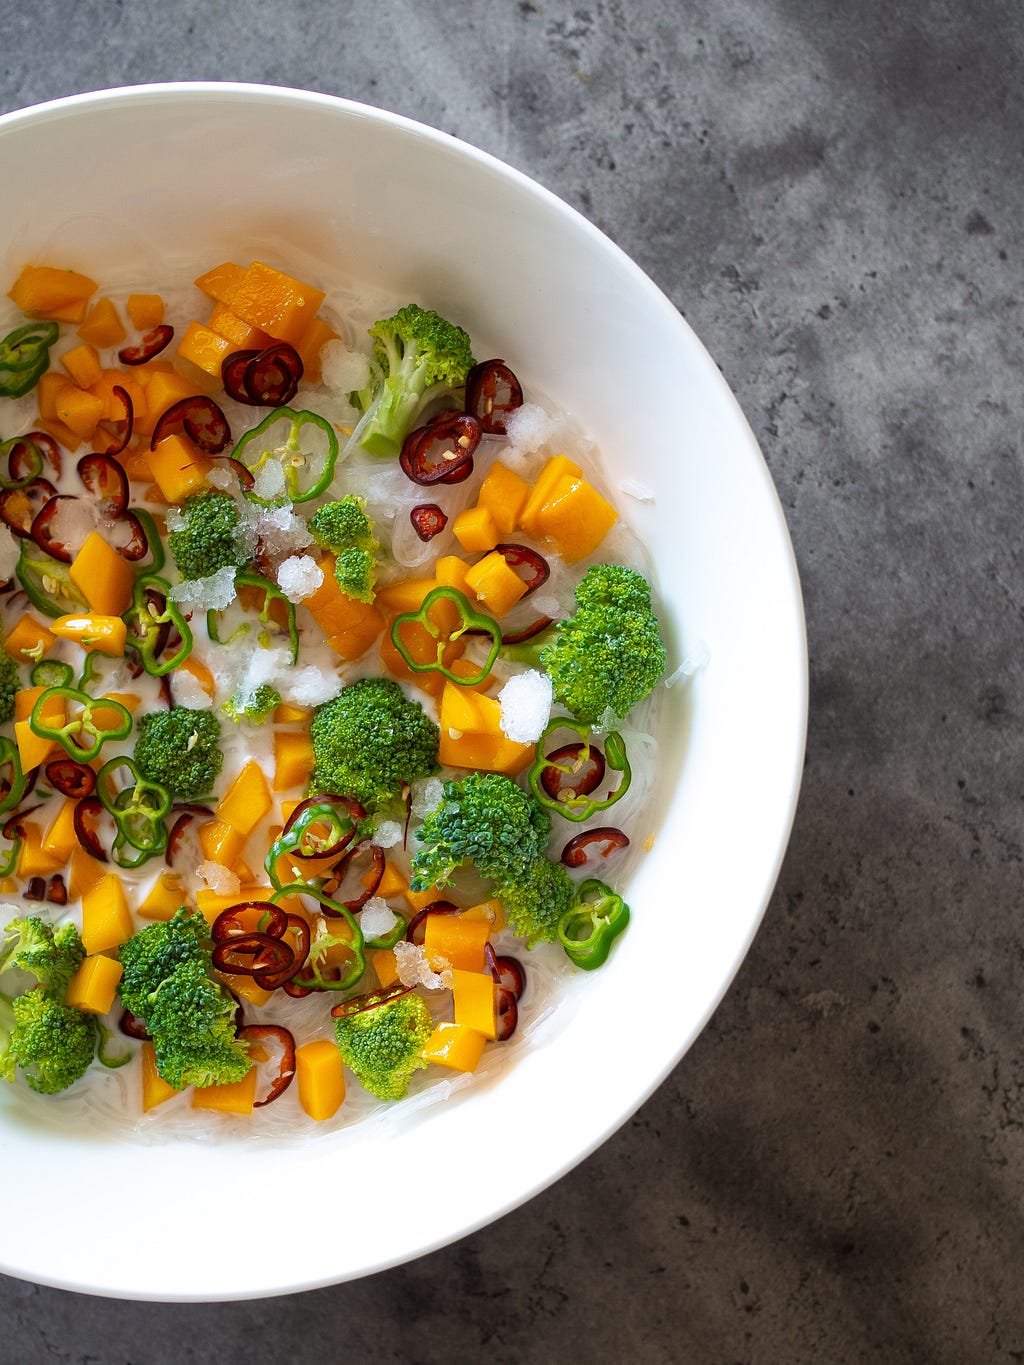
[117,909,251,1091]
[0,916,85,994]
[540,564,667,725]
[308,496,376,553]
[133,706,224,801]
[497,855,575,947]
[357,304,476,458]
[223,683,281,725]
[310,677,439,808]
[168,491,250,582]
[334,992,434,1101]
[0,648,19,725]
[411,772,551,891]
[0,989,98,1094]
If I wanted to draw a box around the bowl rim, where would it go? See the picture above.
[0,82,808,1300]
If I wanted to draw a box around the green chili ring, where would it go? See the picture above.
[29,686,132,763]
[269,882,367,991]
[231,407,339,506]
[528,718,632,822]
[208,572,298,665]
[124,574,194,676]
[390,586,502,687]
[556,878,630,970]
[0,737,28,819]
[0,321,59,399]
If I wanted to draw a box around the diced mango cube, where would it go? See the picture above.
[147,432,212,503]
[4,615,55,662]
[424,914,490,973]
[65,953,123,1015]
[451,505,498,554]
[422,1021,488,1072]
[463,550,529,618]
[216,760,272,836]
[273,731,314,793]
[191,1066,258,1115]
[81,873,134,954]
[451,968,498,1039]
[295,1038,346,1120]
[533,473,618,563]
[69,532,136,616]
[477,461,531,535]
[141,1041,182,1111]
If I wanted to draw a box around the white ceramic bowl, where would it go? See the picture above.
[0,84,806,1300]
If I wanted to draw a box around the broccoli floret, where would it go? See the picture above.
[309,496,380,604]
[133,706,224,801]
[410,772,551,890]
[117,909,251,1091]
[0,916,95,1094]
[310,678,439,808]
[411,773,573,946]
[536,564,667,726]
[167,491,250,582]
[0,988,97,1094]
[0,916,85,994]
[222,683,281,725]
[354,304,475,458]
[334,993,434,1101]
[0,648,18,725]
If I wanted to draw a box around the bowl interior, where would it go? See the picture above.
[0,84,806,1300]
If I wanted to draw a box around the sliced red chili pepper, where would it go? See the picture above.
[165,806,212,870]
[150,395,232,454]
[243,343,303,407]
[221,350,262,403]
[254,914,310,991]
[78,453,129,517]
[29,494,78,561]
[237,1024,296,1107]
[219,456,256,491]
[321,839,385,912]
[560,826,630,868]
[495,988,519,1041]
[118,324,174,365]
[539,742,606,803]
[119,1009,150,1040]
[96,385,134,456]
[0,479,58,538]
[501,615,554,646]
[405,900,459,945]
[73,796,110,862]
[211,932,293,977]
[46,873,67,906]
[494,543,550,595]
[44,758,96,799]
[24,876,45,902]
[330,981,412,1019]
[212,901,288,944]
[484,943,526,1000]
[108,510,149,561]
[399,413,480,485]
[465,360,524,435]
[410,504,448,541]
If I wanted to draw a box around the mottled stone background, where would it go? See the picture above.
[2,1,1022,1360]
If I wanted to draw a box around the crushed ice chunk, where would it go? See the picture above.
[252,458,287,502]
[505,403,558,454]
[169,564,238,611]
[498,669,553,743]
[618,477,655,502]
[277,553,323,603]
[410,776,444,817]
[320,340,371,395]
[371,820,402,849]
[360,897,398,940]
[280,665,339,708]
[393,940,450,990]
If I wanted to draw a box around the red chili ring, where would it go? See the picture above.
[78,452,129,517]
[495,987,519,1041]
[221,350,262,403]
[321,839,385,912]
[410,504,448,541]
[237,1024,296,1107]
[109,510,150,561]
[211,932,293,977]
[44,758,96,799]
[73,796,109,862]
[242,343,303,407]
[150,395,232,454]
[46,874,67,906]
[0,479,58,539]
[399,412,480,485]
[212,901,288,944]
[119,1009,150,1040]
[484,943,526,1000]
[465,359,524,435]
[493,543,550,595]
[500,615,554,646]
[118,324,174,365]
[405,900,459,945]
[330,981,412,1019]
[17,431,61,481]
[253,913,311,991]
[560,826,631,869]
[96,385,134,457]
[539,741,606,802]
[29,494,78,562]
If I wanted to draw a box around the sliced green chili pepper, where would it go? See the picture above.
[556,878,630,970]
[528,719,632,823]
[232,407,339,505]
[95,1022,133,1069]
[207,572,298,664]
[16,542,89,618]
[0,321,59,399]
[96,757,172,868]
[265,801,359,887]
[29,659,74,690]
[0,434,44,489]
[269,882,366,990]
[363,910,408,951]
[124,574,193,676]
[0,738,28,818]
[29,686,132,763]
[0,827,22,879]
[76,648,122,698]
[390,586,502,686]
[133,508,166,576]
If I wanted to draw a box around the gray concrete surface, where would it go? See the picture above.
[2,0,1022,1360]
